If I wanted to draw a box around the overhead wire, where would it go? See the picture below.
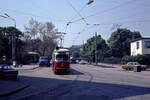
[68,4,87,25]
[71,23,100,45]
[71,0,150,44]
[0,7,67,23]
[96,19,150,26]
[63,0,90,47]
[26,0,59,18]
[72,26,87,45]
[66,0,137,45]
[69,0,150,46]
[65,0,88,25]
[1,0,149,47]
[71,0,138,23]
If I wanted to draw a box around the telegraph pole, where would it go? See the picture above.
[0,13,16,66]
[95,32,98,65]
[4,13,16,66]
[56,32,66,48]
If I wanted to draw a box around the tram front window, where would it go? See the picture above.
[56,55,69,61]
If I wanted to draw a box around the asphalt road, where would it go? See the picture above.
[1,64,150,100]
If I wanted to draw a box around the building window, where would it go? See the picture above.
[136,42,139,49]
[145,41,150,48]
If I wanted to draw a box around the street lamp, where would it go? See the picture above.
[4,13,16,28]
[0,13,16,66]
[0,15,7,18]
[87,0,94,5]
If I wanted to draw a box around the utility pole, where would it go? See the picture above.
[4,13,16,66]
[56,32,66,48]
[95,32,98,65]
[60,37,63,48]
[0,13,16,66]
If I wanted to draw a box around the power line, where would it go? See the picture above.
[72,26,87,45]
[71,19,150,45]
[0,7,67,23]
[65,0,88,25]
[68,4,87,25]
[26,0,60,20]
[99,19,150,25]
[72,0,138,23]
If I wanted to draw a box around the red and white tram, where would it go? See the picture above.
[52,48,70,74]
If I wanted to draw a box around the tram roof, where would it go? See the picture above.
[54,48,69,52]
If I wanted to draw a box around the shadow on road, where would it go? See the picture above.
[68,68,84,75]
[1,68,150,100]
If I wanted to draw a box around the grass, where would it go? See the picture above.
[94,65,115,68]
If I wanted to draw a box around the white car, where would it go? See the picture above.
[79,60,88,64]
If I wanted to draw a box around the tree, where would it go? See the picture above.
[108,28,141,58]
[0,27,24,62]
[82,34,108,62]
[24,18,58,56]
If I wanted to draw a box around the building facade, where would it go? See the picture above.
[130,37,150,56]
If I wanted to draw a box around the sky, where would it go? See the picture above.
[0,0,150,47]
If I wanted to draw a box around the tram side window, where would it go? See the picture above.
[56,55,69,61]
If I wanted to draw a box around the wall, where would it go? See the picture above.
[130,40,142,56]
[142,39,150,55]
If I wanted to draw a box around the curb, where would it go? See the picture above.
[89,63,117,68]
[14,66,39,70]
[0,84,30,97]
[31,66,39,70]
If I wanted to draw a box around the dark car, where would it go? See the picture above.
[71,59,77,64]
[0,64,18,80]
[39,56,50,67]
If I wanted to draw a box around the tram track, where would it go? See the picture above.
[55,64,94,97]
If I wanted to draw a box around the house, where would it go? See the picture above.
[130,37,150,56]
[69,45,83,52]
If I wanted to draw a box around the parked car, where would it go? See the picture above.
[39,56,50,67]
[79,60,88,64]
[71,59,77,64]
[0,64,18,80]
[121,62,149,70]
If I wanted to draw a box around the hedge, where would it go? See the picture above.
[121,55,150,65]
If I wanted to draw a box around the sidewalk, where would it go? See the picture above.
[97,63,122,68]
[89,62,122,68]
[13,65,39,70]
[0,65,38,97]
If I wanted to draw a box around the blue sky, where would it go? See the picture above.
[0,0,150,47]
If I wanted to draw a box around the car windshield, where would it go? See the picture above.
[127,62,140,65]
[0,65,13,70]
[127,62,133,65]
[39,58,48,62]
[134,62,140,65]
[56,54,69,61]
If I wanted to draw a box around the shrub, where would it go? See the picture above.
[121,55,150,65]
[101,57,121,64]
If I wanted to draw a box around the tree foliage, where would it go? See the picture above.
[121,55,150,65]
[0,27,24,61]
[24,18,58,56]
[82,35,108,62]
[108,28,141,58]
